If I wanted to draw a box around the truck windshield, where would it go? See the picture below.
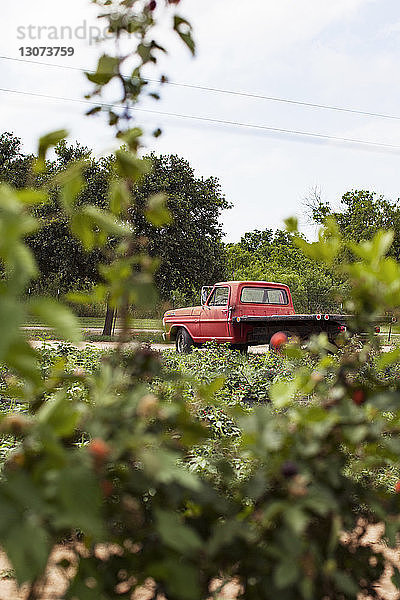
[240,287,288,305]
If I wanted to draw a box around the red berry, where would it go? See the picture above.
[88,438,110,462]
[270,332,288,351]
[395,481,400,494]
[100,479,114,497]
[148,0,157,9]
[352,389,365,406]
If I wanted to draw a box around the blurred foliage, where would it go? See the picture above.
[0,1,400,599]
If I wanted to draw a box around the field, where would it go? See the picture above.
[1,340,398,490]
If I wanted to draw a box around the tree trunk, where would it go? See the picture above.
[102,303,115,336]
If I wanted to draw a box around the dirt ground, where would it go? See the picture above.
[0,525,399,600]
[0,546,240,600]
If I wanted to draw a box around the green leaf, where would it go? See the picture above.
[208,520,254,555]
[2,517,50,585]
[148,558,200,600]
[274,560,300,589]
[29,298,81,343]
[115,150,151,180]
[86,105,102,116]
[284,216,298,233]
[66,558,106,599]
[270,379,297,408]
[37,395,82,437]
[197,376,225,402]
[6,338,40,386]
[109,180,131,215]
[0,474,51,584]
[52,464,104,539]
[284,507,309,535]
[145,193,172,227]
[15,189,48,205]
[369,392,400,412]
[83,205,132,236]
[86,54,120,85]
[60,170,84,213]
[116,127,143,152]
[36,130,68,171]
[351,230,394,262]
[391,565,400,589]
[155,509,202,555]
[173,16,195,55]
[70,211,95,250]
[332,571,358,596]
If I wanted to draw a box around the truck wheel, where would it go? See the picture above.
[176,328,194,354]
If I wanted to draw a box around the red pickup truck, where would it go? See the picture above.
[163,280,348,353]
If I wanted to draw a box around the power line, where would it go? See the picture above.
[1,85,400,152]
[1,53,400,123]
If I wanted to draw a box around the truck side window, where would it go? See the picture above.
[208,286,229,306]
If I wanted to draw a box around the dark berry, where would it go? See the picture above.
[281,461,298,479]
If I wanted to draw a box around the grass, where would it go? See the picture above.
[22,317,163,330]
[84,332,171,344]
[24,328,171,345]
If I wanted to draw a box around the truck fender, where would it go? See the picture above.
[169,324,193,341]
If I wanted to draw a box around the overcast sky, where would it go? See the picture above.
[1,0,400,241]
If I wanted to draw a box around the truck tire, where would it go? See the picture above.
[176,328,194,354]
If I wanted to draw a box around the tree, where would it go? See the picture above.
[0,132,33,189]
[308,189,400,261]
[129,153,230,300]
[0,139,230,307]
[28,141,113,295]
[227,228,346,312]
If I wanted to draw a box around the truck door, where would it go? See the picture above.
[200,285,231,340]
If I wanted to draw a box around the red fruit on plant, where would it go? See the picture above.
[352,389,366,406]
[100,479,114,497]
[88,438,110,462]
[270,332,288,351]
[0,414,30,436]
[148,0,157,9]
[395,481,400,494]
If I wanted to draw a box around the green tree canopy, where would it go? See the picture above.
[0,136,230,302]
[309,189,400,261]
[227,228,347,312]
[129,153,230,299]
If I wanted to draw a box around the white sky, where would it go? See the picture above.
[1,0,400,241]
